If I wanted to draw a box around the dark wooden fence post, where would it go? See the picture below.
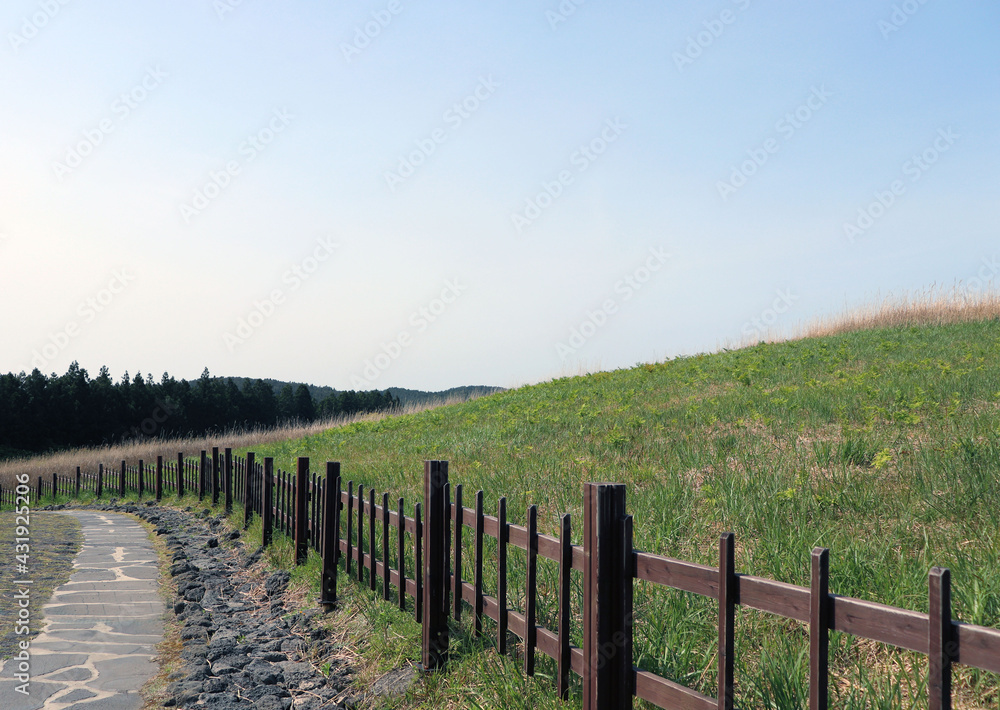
[97,463,103,499]
[120,460,126,497]
[199,450,207,501]
[498,496,508,654]
[810,547,830,710]
[357,484,364,583]
[262,457,274,548]
[177,452,185,498]
[346,481,354,576]
[453,484,463,621]
[415,502,422,624]
[277,471,285,536]
[156,456,163,501]
[369,488,376,591]
[311,472,318,549]
[138,460,145,498]
[474,490,484,637]
[582,482,631,710]
[525,503,538,676]
[422,460,449,671]
[558,513,572,700]
[295,457,309,564]
[319,478,326,554]
[397,496,406,611]
[52,472,57,500]
[36,476,42,502]
[443,482,451,616]
[288,472,295,538]
[75,466,81,497]
[225,447,233,514]
[929,567,953,710]
[244,452,255,529]
[212,446,220,507]
[382,491,391,601]
[321,463,340,609]
[720,533,737,710]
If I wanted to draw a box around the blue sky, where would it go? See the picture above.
[2,0,997,391]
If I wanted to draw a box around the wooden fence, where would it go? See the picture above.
[5,450,1000,710]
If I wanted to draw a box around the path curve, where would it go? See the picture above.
[0,511,164,709]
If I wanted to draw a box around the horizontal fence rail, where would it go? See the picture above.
[3,450,999,710]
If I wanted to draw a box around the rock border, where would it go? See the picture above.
[44,502,353,710]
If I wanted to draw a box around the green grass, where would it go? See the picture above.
[11,318,1000,708]
[235,318,1000,709]
[0,512,82,660]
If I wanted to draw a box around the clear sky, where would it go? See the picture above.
[2,1,997,391]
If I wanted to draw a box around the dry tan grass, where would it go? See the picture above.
[727,285,1000,349]
[798,285,1000,339]
[0,397,473,489]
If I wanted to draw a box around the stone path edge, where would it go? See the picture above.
[51,502,356,710]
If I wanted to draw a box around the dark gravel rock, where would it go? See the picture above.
[214,652,251,669]
[170,561,193,576]
[180,625,209,641]
[265,571,291,597]
[168,680,203,706]
[68,501,353,709]
[253,695,289,710]
[243,684,291,701]
[257,651,287,662]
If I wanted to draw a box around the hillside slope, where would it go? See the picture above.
[247,318,1000,706]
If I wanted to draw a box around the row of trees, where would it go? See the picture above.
[0,363,399,459]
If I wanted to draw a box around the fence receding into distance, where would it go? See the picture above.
[3,448,999,710]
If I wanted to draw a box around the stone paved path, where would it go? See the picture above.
[0,511,164,709]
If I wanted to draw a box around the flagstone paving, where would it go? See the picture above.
[0,511,164,709]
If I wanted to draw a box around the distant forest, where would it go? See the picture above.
[0,363,399,459]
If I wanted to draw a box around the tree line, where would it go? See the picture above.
[0,363,399,459]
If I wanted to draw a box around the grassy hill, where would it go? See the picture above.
[246,317,1000,708]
